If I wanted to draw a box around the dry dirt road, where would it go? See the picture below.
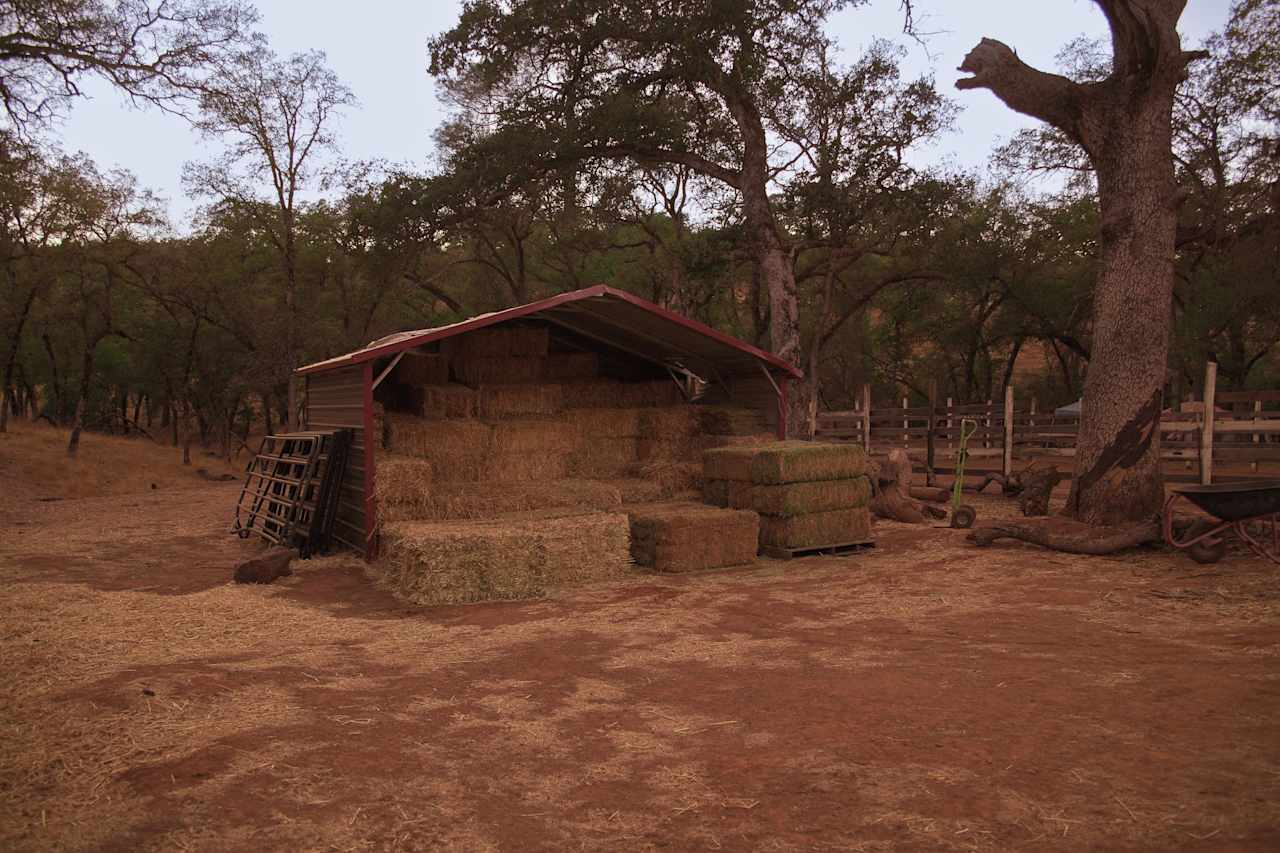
[2,481,1279,852]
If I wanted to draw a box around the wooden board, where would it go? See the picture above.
[762,539,875,560]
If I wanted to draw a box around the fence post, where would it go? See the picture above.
[984,398,993,449]
[1253,398,1262,473]
[1200,361,1217,485]
[926,380,937,486]
[946,397,953,452]
[861,383,872,454]
[1003,385,1015,478]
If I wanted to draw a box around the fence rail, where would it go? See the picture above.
[816,364,1280,484]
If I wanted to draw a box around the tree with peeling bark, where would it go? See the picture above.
[956,0,1209,526]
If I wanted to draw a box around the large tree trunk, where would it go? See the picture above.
[957,0,1204,528]
[0,284,37,434]
[1065,108,1177,523]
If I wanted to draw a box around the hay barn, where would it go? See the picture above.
[296,285,801,559]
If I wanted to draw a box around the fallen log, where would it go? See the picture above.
[909,486,949,503]
[967,518,1161,555]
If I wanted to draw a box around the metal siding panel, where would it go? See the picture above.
[303,365,367,557]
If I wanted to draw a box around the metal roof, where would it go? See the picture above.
[296,284,802,379]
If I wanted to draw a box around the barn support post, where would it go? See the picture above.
[362,360,378,559]
[860,384,871,453]
[1200,361,1217,486]
[1002,384,1015,478]
[776,374,789,440]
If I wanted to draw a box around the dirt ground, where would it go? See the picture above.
[2,445,1280,851]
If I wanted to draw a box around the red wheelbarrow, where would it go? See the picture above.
[1162,480,1280,564]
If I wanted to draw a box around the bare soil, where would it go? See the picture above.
[2,471,1279,851]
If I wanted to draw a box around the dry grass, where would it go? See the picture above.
[0,419,239,507]
[374,511,631,605]
[561,379,684,408]
[758,506,872,549]
[628,502,759,572]
[633,460,703,496]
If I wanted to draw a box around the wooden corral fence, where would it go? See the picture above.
[816,364,1280,484]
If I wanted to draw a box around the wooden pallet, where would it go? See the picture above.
[761,539,876,560]
[233,430,351,555]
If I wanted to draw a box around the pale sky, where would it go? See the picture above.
[54,0,1233,226]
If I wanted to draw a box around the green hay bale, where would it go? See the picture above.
[758,506,872,550]
[376,511,630,605]
[750,477,872,517]
[628,503,759,572]
[748,441,871,485]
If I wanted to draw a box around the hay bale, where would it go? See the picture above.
[603,477,668,504]
[477,384,563,418]
[454,356,544,386]
[618,380,686,407]
[385,414,492,457]
[567,407,643,437]
[561,379,625,408]
[563,379,685,408]
[490,419,579,453]
[637,437,702,463]
[543,351,599,381]
[696,406,768,436]
[758,506,872,550]
[376,512,630,606]
[750,477,873,517]
[372,402,387,449]
[507,325,550,357]
[568,438,639,477]
[702,479,729,507]
[378,478,626,522]
[749,441,871,485]
[628,502,759,572]
[375,455,434,505]
[706,433,781,448]
[421,385,478,419]
[632,460,703,497]
[397,352,450,386]
[638,406,701,439]
[702,445,770,482]
[727,481,755,510]
[448,326,548,359]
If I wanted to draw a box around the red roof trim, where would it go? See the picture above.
[296,284,802,378]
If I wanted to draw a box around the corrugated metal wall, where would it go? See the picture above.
[303,364,370,555]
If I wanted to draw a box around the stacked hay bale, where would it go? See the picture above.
[628,502,760,573]
[376,512,630,605]
[703,441,873,554]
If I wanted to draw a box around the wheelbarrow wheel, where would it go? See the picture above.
[1185,520,1226,564]
[950,505,977,530]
